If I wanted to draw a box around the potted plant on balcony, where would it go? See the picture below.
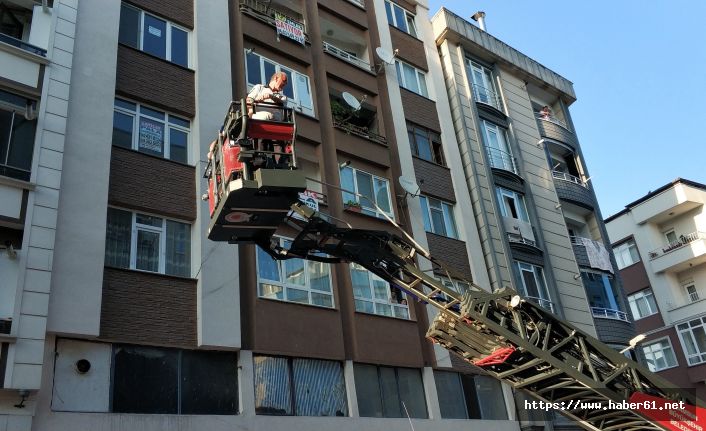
[344,200,362,213]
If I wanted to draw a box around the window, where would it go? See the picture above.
[419,196,458,239]
[0,90,37,181]
[254,356,348,416]
[395,60,428,97]
[105,208,191,277]
[434,371,508,420]
[384,0,417,37]
[482,121,515,173]
[613,239,640,269]
[435,276,471,310]
[245,50,314,117]
[627,289,658,320]
[640,338,677,372]
[256,237,334,308]
[354,363,427,418]
[340,165,393,219]
[677,316,706,365]
[112,345,237,414]
[581,270,621,313]
[496,187,529,222]
[513,261,553,312]
[664,229,678,245]
[118,3,189,67]
[467,59,501,110]
[112,99,189,163]
[685,284,700,303]
[350,263,409,319]
[407,123,443,165]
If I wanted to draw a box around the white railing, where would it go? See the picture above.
[322,41,372,71]
[486,147,517,174]
[472,83,503,110]
[552,170,588,188]
[526,296,555,313]
[591,307,629,322]
[648,231,706,260]
[536,114,569,130]
[344,0,365,7]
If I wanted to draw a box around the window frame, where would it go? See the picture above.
[481,121,515,173]
[394,59,428,97]
[613,239,640,269]
[407,122,444,165]
[467,59,501,109]
[350,263,409,319]
[496,187,530,222]
[119,3,190,68]
[677,316,706,366]
[0,101,37,182]
[339,165,394,219]
[514,261,553,311]
[354,363,428,418]
[106,207,192,277]
[627,289,658,320]
[244,50,315,117]
[113,98,190,163]
[640,337,678,372]
[384,0,418,38]
[256,237,335,308]
[685,284,700,303]
[419,195,458,239]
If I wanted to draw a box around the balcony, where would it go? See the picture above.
[648,231,706,273]
[239,0,309,43]
[630,181,704,225]
[536,116,578,149]
[486,147,517,174]
[333,120,386,146]
[553,171,594,210]
[472,83,503,111]
[570,236,613,273]
[0,248,20,329]
[526,296,555,313]
[323,41,372,72]
[0,1,49,57]
[1,90,38,182]
[0,32,46,57]
[591,307,629,322]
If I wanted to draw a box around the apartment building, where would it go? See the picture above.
[606,179,706,400]
[431,9,636,427]
[0,0,77,429]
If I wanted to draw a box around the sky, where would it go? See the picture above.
[426,0,706,218]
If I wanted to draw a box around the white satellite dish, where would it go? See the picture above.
[398,176,420,197]
[375,46,396,65]
[341,92,362,111]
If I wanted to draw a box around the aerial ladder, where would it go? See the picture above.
[204,101,704,431]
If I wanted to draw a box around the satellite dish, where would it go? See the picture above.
[341,92,361,111]
[398,176,420,197]
[375,46,396,65]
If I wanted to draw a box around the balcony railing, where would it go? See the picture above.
[552,170,588,188]
[507,233,536,247]
[526,296,555,313]
[0,32,47,57]
[472,83,503,110]
[333,120,387,145]
[536,113,569,130]
[648,231,706,260]
[591,307,629,322]
[344,0,365,8]
[486,146,518,174]
[322,41,372,72]
[239,0,310,43]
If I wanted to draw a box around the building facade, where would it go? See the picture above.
[606,179,706,400]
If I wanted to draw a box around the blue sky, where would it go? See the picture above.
[427,1,706,217]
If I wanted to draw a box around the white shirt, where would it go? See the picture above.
[247,84,287,120]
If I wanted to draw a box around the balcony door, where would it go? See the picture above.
[482,121,513,172]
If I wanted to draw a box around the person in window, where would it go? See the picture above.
[539,105,551,119]
[246,71,289,167]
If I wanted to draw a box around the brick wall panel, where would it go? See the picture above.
[100,267,197,348]
[413,158,455,202]
[109,146,196,221]
[427,233,473,281]
[401,89,440,131]
[116,45,195,117]
[390,26,427,71]
[126,0,193,29]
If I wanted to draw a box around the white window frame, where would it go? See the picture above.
[613,239,640,270]
[419,195,458,239]
[496,187,530,222]
[244,50,315,117]
[120,3,191,67]
[395,60,428,97]
[384,0,418,38]
[108,207,191,276]
[482,121,515,173]
[514,261,553,312]
[256,237,334,308]
[677,316,706,365]
[685,284,700,303]
[467,59,501,109]
[351,263,409,319]
[627,289,658,320]
[640,337,678,372]
[113,99,190,163]
[340,165,393,219]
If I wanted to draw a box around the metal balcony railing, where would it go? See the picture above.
[526,296,555,313]
[0,32,46,57]
[239,0,309,43]
[486,146,518,174]
[333,120,387,145]
[322,41,372,71]
[591,307,629,322]
[507,233,536,247]
[552,170,588,188]
[536,113,569,130]
[345,0,365,7]
[472,83,503,110]
[648,231,706,260]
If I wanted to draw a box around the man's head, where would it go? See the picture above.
[269,71,288,92]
